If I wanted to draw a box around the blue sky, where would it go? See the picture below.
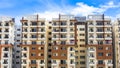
[0,0,120,22]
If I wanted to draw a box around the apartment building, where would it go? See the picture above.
[13,25,22,68]
[20,15,47,68]
[20,14,76,68]
[51,15,76,68]
[19,14,117,68]
[86,15,113,68]
[0,16,14,68]
[74,17,87,68]
[113,19,120,68]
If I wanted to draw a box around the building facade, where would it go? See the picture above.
[0,14,117,68]
[74,17,87,68]
[13,25,22,68]
[86,15,113,68]
[0,16,14,68]
[113,19,120,68]
[51,15,76,68]
[20,14,76,68]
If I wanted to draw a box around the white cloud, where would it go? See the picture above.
[33,1,120,20]
[70,2,99,16]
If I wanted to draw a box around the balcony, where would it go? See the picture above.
[3,55,8,58]
[3,48,9,51]
[96,23,104,26]
[53,23,59,26]
[4,23,9,26]
[3,62,8,64]
[4,30,9,32]
[22,61,27,64]
[89,48,95,52]
[4,36,9,39]
[89,62,95,64]
[30,30,37,32]
[53,29,59,33]
[23,23,28,26]
[89,29,94,33]
[89,36,94,39]
[104,31,111,33]
[22,55,27,58]
[30,22,37,26]
[61,30,67,33]
[96,30,103,32]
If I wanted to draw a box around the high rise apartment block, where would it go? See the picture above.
[0,14,120,68]
[86,15,113,68]
[0,17,14,68]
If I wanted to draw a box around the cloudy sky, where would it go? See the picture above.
[0,0,120,23]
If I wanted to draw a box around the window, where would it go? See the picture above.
[32,47,36,50]
[90,53,94,57]
[53,53,58,56]
[98,46,103,50]
[106,53,111,56]
[61,22,66,25]
[31,53,36,56]
[80,34,85,36]
[98,60,104,64]
[31,34,37,38]
[61,47,66,50]
[80,39,85,41]
[31,66,36,68]
[80,50,85,53]
[40,66,44,68]
[3,53,8,57]
[41,22,45,25]
[5,40,9,44]
[40,60,44,64]
[31,22,37,25]
[5,22,9,26]
[89,22,93,25]
[32,41,36,44]
[70,22,73,25]
[52,60,56,64]
[31,60,36,64]
[79,28,85,31]
[4,28,8,32]
[106,47,111,50]
[16,56,20,58]
[98,53,103,56]
[17,29,21,31]
[23,66,26,68]
[4,34,9,38]
[41,34,45,38]
[80,61,85,64]
[4,47,9,51]
[16,62,20,64]
[61,60,66,64]
[70,60,74,64]
[23,53,27,57]
[31,28,37,32]
[4,66,8,68]
[61,41,66,44]
[89,40,93,44]
[61,53,66,56]
[80,56,85,59]
[49,26,52,29]
[3,59,8,64]
[89,28,93,32]
[40,53,44,56]
[23,47,27,51]
[53,46,58,50]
